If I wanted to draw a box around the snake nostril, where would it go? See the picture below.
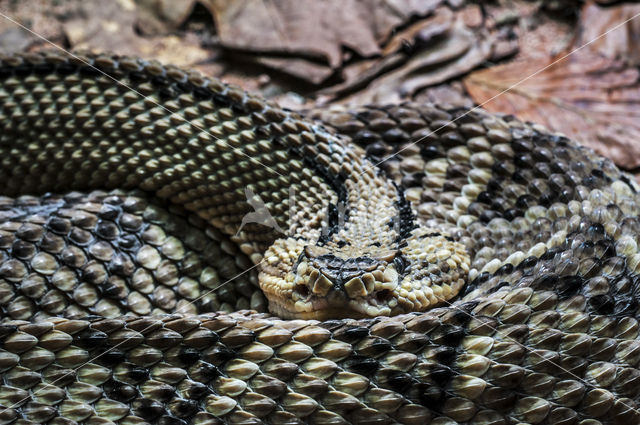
[296,284,310,297]
[376,289,392,302]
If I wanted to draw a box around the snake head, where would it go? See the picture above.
[259,229,470,319]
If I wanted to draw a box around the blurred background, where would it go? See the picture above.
[0,0,638,176]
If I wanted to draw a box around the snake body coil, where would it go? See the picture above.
[0,52,639,424]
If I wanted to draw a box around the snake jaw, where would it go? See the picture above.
[285,264,401,319]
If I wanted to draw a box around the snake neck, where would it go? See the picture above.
[0,52,470,319]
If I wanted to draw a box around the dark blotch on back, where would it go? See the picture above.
[334,326,369,344]
[74,329,108,348]
[346,355,379,377]
[133,398,166,421]
[104,379,139,402]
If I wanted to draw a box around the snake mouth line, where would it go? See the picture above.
[272,282,399,319]
[283,256,402,319]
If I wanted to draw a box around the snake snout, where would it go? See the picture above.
[292,247,401,314]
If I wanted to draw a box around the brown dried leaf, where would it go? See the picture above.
[62,0,209,67]
[336,17,492,104]
[464,52,640,169]
[578,3,640,65]
[135,0,197,33]
[414,81,473,108]
[322,8,455,98]
[203,0,443,68]
[252,57,335,86]
[0,28,36,54]
[0,0,72,53]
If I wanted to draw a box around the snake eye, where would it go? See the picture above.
[296,284,309,297]
[393,254,408,274]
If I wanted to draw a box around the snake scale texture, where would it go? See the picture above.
[0,52,639,425]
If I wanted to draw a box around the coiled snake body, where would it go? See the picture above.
[0,52,638,424]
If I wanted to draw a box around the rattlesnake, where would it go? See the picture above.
[0,51,638,424]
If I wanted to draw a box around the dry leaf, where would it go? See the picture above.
[204,0,442,67]
[135,0,444,84]
[0,0,72,53]
[322,8,454,98]
[336,17,492,104]
[577,3,640,65]
[414,81,474,107]
[464,52,640,169]
[0,28,36,54]
[62,0,210,67]
[252,57,335,85]
[135,0,197,33]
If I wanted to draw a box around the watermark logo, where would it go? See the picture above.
[236,187,287,236]
[235,186,401,238]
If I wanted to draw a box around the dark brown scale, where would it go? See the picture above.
[47,217,72,235]
[493,160,516,177]
[364,141,388,158]
[442,178,465,193]
[96,220,120,239]
[108,254,137,279]
[39,290,67,314]
[458,122,485,137]
[382,128,409,144]
[399,118,427,132]
[400,173,424,188]
[446,163,471,179]
[69,210,98,229]
[439,131,465,146]
[369,118,396,132]
[11,240,36,260]
[467,202,487,218]
[355,130,382,146]
[69,227,94,245]
[15,223,44,242]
